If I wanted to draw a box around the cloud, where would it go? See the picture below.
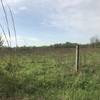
[41,0,100,35]
[2,35,42,47]
[19,6,27,11]
[1,0,100,45]
[7,0,24,6]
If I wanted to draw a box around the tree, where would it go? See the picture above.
[90,36,100,47]
[0,35,4,47]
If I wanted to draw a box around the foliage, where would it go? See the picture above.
[0,47,100,100]
[50,42,78,48]
[90,36,100,48]
[0,35,3,47]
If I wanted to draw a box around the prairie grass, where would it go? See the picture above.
[0,47,100,100]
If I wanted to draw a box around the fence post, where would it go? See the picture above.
[75,45,80,72]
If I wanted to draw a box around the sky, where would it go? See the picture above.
[0,0,100,47]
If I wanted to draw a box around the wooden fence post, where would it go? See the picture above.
[75,45,80,72]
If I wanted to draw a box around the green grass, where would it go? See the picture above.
[0,47,100,100]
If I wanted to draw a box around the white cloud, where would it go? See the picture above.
[2,35,42,47]
[42,0,100,36]
[1,0,100,45]
[7,0,24,6]
[3,35,64,47]
[19,6,27,11]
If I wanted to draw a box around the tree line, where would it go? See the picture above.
[0,35,100,48]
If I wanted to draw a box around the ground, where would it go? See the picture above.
[0,47,100,100]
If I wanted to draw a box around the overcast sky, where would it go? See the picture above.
[0,0,100,46]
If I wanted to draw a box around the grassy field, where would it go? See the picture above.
[0,47,100,100]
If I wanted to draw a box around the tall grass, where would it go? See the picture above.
[0,47,100,100]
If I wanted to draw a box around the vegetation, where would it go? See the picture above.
[50,42,78,48]
[0,46,100,100]
[0,36,3,47]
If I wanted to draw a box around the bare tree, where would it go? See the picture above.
[90,36,100,47]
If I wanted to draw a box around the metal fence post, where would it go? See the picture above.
[75,45,80,72]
